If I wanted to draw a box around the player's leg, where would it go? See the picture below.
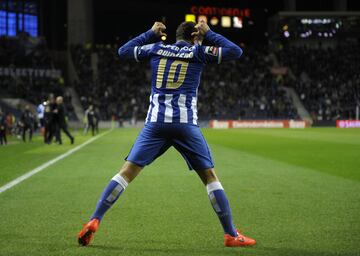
[172,126,236,235]
[173,125,255,246]
[89,161,142,221]
[196,168,256,246]
[78,123,170,246]
[195,168,238,236]
[88,123,170,222]
[78,161,142,246]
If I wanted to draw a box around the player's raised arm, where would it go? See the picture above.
[118,22,166,61]
[194,21,243,64]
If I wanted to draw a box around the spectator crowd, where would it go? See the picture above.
[0,33,75,119]
[71,43,298,122]
[1,31,359,127]
[277,43,360,121]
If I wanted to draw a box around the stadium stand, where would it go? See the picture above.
[2,33,358,124]
[0,33,76,120]
[3,34,359,124]
[71,44,299,121]
[276,43,360,121]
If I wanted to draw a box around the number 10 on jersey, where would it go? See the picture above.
[156,58,189,89]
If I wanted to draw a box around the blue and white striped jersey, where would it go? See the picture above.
[118,29,243,125]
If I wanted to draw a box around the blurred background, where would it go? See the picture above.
[0,0,359,134]
[1,2,360,254]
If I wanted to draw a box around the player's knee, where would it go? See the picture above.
[196,168,219,185]
[119,161,143,183]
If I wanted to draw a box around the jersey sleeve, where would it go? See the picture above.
[133,43,156,62]
[118,29,158,61]
[195,30,243,64]
[196,45,223,64]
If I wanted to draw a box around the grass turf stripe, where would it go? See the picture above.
[0,129,113,194]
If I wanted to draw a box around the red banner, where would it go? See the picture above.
[209,120,307,129]
[190,6,250,17]
[336,120,360,128]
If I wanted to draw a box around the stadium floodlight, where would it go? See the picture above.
[221,16,231,28]
[233,17,243,28]
[210,17,219,26]
[185,14,196,22]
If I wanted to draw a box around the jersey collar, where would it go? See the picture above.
[175,40,192,47]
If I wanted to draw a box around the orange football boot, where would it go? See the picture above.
[224,229,256,247]
[77,218,100,246]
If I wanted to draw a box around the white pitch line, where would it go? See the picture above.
[0,129,113,194]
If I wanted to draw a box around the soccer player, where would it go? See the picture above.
[78,21,256,247]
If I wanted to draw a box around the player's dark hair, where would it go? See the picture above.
[176,21,197,42]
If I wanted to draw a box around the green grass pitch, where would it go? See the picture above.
[0,128,359,256]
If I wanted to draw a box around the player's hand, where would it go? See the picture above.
[151,22,167,38]
[192,21,210,38]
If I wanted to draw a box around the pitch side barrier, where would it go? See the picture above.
[336,120,360,128]
[209,120,308,129]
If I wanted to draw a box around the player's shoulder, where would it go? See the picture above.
[152,42,204,62]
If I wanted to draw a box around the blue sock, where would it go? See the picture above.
[207,182,237,237]
[90,174,128,221]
